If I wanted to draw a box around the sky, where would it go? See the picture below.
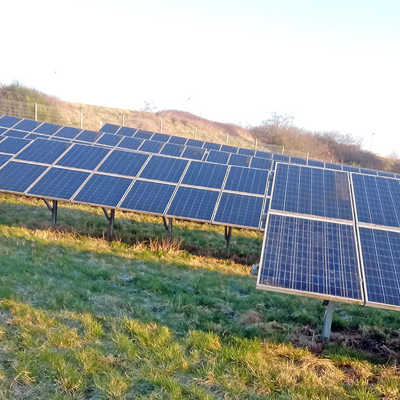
[1,0,400,156]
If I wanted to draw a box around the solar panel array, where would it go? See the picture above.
[258,162,400,312]
[0,115,270,230]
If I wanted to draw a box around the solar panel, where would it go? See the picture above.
[352,174,400,227]
[220,144,237,153]
[378,171,395,178]
[100,123,120,134]
[98,150,148,176]
[271,164,353,220]
[325,162,342,171]
[255,150,272,159]
[118,127,137,137]
[33,122,61,135]
[186,139,204,148]
[152,133,170,142]
[166,187,219,222]
[16,139,71,164]
[139,155,188,183]
[224,166,268,195]
[214,192,263,228]
[24,133,47,140]
[74,174,132,207]
[55,126,82,139]
[0,115,21,128]
[308,159,324,168]
[204,142,221,151]
[97,133,122,146]
[238,148,255,157]
[182,161,227,189]
[28,168,90,200]
[359,227,400,310]
[56,144,110,170]
[250,157,272,170]
[273,154,290,162]
[0,128,7,135]
[257,214,363,303]
[120,180,175,214]
[135,129,153,139]
[343,165,360,173]
[0,161,47,192]
[228,154,250,167]
[117,137,143,150]
[0,154,11,168]
[169,135,187,145]
[2,129,27,138]
[182,146,205,160]
[76,130,102,143]
[160,143,184,157]
[290,156,307,165]
[139,140,163,153]
[13,119,41,132]
[0,137,31,154]
[360,168,377,176]
[206,150,230,164]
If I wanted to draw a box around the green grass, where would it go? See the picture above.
[0,193,399,399]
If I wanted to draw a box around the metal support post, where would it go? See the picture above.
[34,103,38,121]
[162,217,173,240]
[224,226,232,256]
[43,199,58,226]
[102,208,115,241]
[322,301,336,340]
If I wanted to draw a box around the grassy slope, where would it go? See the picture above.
[0,194,400,399]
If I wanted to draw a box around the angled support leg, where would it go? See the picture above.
[43,199,58,226]
[224,226,232,257]
[322,301,336,340]
[162,217,173,240]
[102,208,115,241]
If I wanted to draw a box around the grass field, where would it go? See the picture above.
[0,193,399,399]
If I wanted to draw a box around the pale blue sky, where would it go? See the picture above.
[1,1,400,155]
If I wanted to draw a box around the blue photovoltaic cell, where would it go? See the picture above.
[16,139,71,164]
[140,155,187,183]
[204,142,221,151]
[167,187,219,221]
[118,126,136,137]
[100,123,120,133]
[160,143,184,157]
[359,228,400,308]
[135,130,153,139]
[360,168,377,176]
[325,163,342,171]
[2,129,27,138]
[76,130,102,142]
[186,139,204,148]
[0,137,31,154]
[168,135,187,145]
[214,192,263,228]
[121,180,175,214]
[0,161,47,192]
[13,119,41,132]
[228,153,250,167]
[57,144,110,170]
[0,154,11,168]
[98,150,148,176]
[97,133,122,146]
[258,214,362,301]
[220,144,237,153]
[308,159,325,168]
[378,171,395,178]
[74,174,132,207]
[352,174,400,227]
[290,157,307,165]
[250,157,272,170]
[206,150,230,164]
[271,164,353,220]
[34,123,61,135]
[0,115,21,128]
[118,137,143,150]
[255,150,272,159]
[343,165,360,173]
[139,140,163,153]
[152,133,170,142]
[182,161,227,189]
[55,126,82,139]
[273,154,290,162]
[182,146,205,160]
[238,148,255,157]
[28,168,89,200]
[0,127,7,135]
[225,166,268,195]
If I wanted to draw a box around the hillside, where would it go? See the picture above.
[1,83,397,172]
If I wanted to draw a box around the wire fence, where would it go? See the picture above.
[0,98,302,156]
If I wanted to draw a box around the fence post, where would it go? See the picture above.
[160,118,163,133]
[282,145,285,154]
[34,103,38,121]
[80,107,83,129]
[226,134,229,144]
[122,113,125,127]
[254,137,257,151]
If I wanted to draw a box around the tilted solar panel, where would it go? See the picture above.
[16,139,71,164]
[206,150,230,164]
[0,154,12,168]
[117,137,143,150]
[160,143,184,157]
[55,126,82,139]
[97,133,122,146]
[98,150,148,176]
[0,115,21,128]
[56,144,110,171]
[139,155,188,183]
[228,153,250,167]
[118,127,136,137]
[76,130,103,143]
[33,123,61,135]
[13,119,41,132]
[224,166,268,195]
[100,123,120,134]
[2,129,27,138]
[0,137,31,154]
[139,140,163,153]
[0,161,47,192]
[182,161,227,189]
